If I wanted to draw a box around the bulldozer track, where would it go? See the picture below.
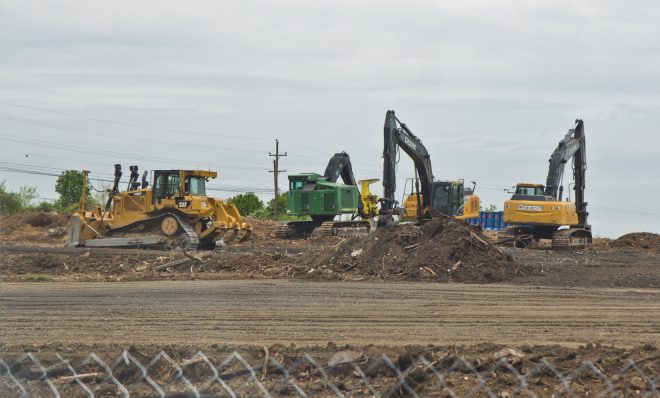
[107,212,199,251]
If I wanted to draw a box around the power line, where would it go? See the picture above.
[0,132,268,171]
[0,100,383,174]
[0,163,273,195]
[589,204,660,217]
[0,100,271,141]
[0,113,269,156]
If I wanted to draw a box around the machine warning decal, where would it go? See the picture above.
[517,204,543,212]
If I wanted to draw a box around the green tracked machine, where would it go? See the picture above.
[275,152,378,238]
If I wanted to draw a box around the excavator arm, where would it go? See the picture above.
[323,151,358,185]
[323,151,376,219]
[544,119,588,229]
[380,110,434,223]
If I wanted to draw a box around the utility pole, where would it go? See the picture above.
[269,139,287,220]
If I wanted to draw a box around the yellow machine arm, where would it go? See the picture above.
[358,179,379,219]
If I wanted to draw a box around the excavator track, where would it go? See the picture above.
[313,221,371,238]
[107,212,199,251]
[551,228,592,250]
[314,222,336,237]
[275,221,319,239]
[275,223,292,239]
[497,226,534,248]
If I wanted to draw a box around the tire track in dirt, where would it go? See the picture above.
[0,281,658,347]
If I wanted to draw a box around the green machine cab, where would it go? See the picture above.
[286,173,360,218]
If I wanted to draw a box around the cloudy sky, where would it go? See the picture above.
[1,0,659,237]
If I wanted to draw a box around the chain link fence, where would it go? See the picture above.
[1,348,657,397]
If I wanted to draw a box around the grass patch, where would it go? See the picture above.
[24,273,53,281]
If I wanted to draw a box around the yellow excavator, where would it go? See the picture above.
[378,110,480,226]
[67,165,252,250]
[498,119,591,249]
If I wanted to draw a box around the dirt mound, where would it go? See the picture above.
[302,217,524,282]
[0,212,69,245]
[610,232,660,252]
[24,212,68,228]
[242,217,278,241]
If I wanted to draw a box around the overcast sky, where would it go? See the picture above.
[1,0,659,237]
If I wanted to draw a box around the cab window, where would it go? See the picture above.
[432,184,451,216]
[290,180,303,190]
[167,175,180,195]
[516,186,545,196]
[451,185,463,206]
[186,177,206,196]
[155,174,165,197]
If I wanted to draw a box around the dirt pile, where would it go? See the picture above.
[241,216,278,241]
[0,212,69,245]
[301,217,524,282]
[610,232,660,252]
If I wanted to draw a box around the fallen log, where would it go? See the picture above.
[151,251,213,271]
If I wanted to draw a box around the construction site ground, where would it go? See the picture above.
[0,213,658,396]
[1,214,658,288]
[2,280,658,348]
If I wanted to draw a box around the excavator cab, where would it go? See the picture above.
[511,183,549,201]
[431,181,464,217]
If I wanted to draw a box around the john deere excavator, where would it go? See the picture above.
[275,152,379,238]
[498,119,591,249]
[67,165,252,250]
[378,110,480,226]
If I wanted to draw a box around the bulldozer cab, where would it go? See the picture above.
[431,181,464,217]
[153,170,216,202]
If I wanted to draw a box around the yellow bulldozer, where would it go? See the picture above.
[67,165,252,250]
